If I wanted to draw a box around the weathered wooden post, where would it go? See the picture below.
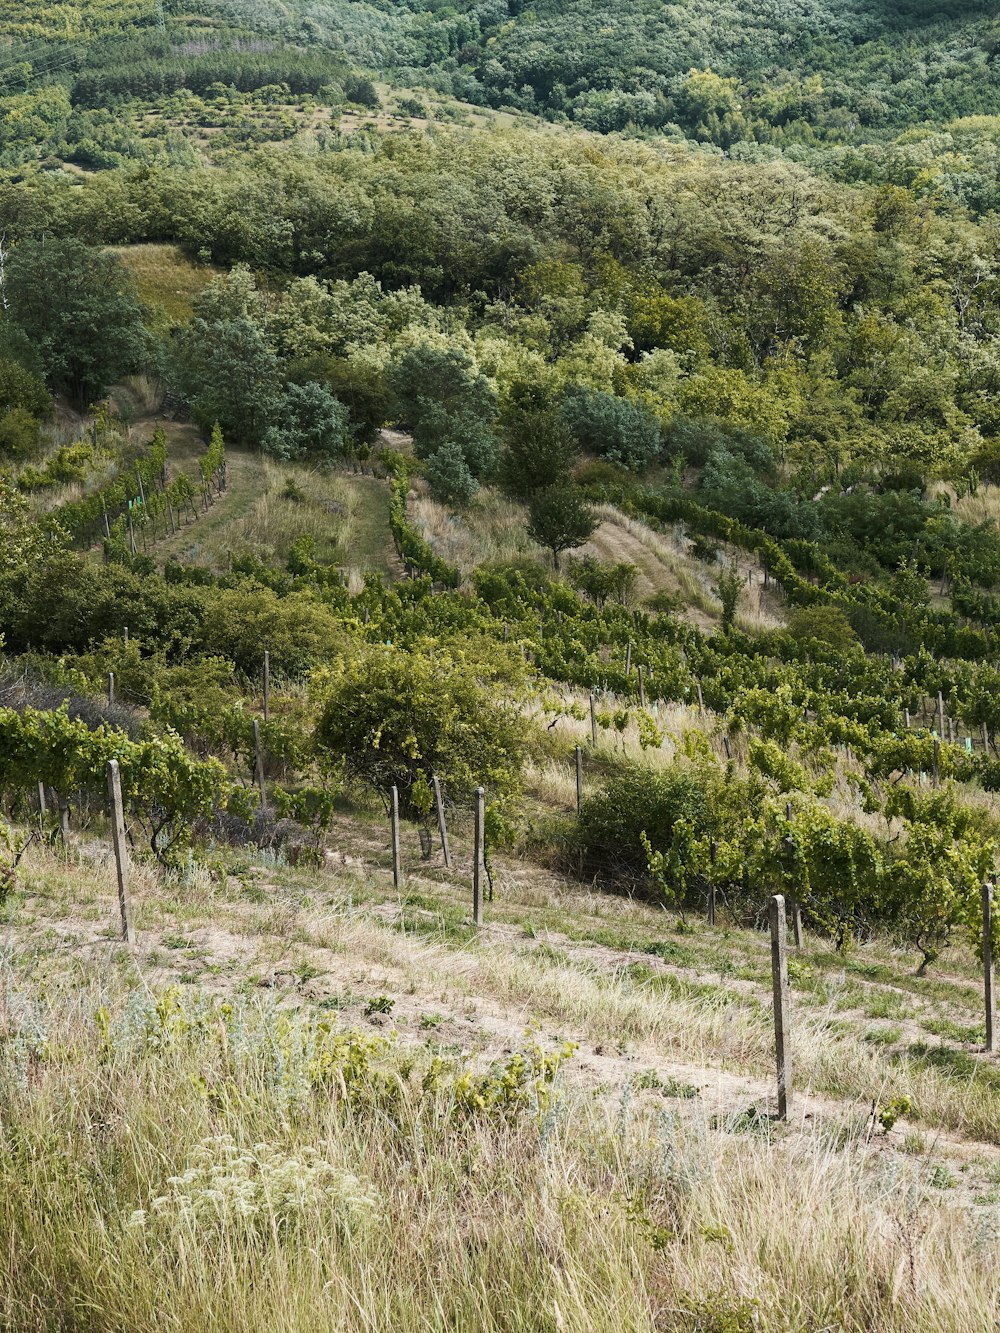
[708,840,717,926]
[263,651,270,722]
[253,719,266,808]
[432,775,451,869]
[107,672,115,707]
[947,716,954,745]
[391,785,403,889]
[36,781,46,816]
[769,894,791,1120]
[985,883,996,1055]
[625,641,632,675]
[589,693,598,747]
[723,735,732,761]
[58,794,70,848]
[123,625,129,644]
[937,691,945,739]
[575,745,583,813]
[473,786,485,927]
[904,708,910,730]
[362,606,370,626]
[106,760,136,945]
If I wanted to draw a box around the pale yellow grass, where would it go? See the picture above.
[180,456,391,580]
[5,838,1000,1329]
[410,485,546,579]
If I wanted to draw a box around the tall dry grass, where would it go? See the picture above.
[411,486,547,580]
[0,968,996,1332]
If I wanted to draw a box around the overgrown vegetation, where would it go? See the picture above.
[2,3,1000,1328]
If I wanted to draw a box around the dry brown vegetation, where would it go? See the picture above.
[3,801,1000,1332]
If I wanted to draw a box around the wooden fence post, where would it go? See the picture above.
[107,760,136,945]
[769,894,791,1120]
[58,794,70,848]
[263,651,270,723]
[473,786,484,927]
[36,781,46,816]
[432,775,451,869]
[253,719,266,809]
[575,746,583,813]
[589,694,597,747]
[723,735,732,761]
[108,672,115,707]
[904,708,910,730]
[391,785,403,889]
[625,641,632,675]
[937,691,945,739]
[985,882,996,1055]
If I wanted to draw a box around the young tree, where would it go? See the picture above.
[6,239,147,407]
[174,312,279,444]
[561,386,661,472]
[527,486,596,570]
[315,645,527,818]
[713,563,744,633]
[498,382,578,500]
[424,441,479,503]
[389,343,498,478]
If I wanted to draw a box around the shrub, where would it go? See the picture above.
[424,441,478,503]
[561,387,661,471]
[577,763,711,875]
[786,605,860,652]
[315,644,528,817]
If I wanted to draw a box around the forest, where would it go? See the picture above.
[2,3,1000,1330]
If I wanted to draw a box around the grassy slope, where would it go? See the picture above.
[113,244,220,324]
[147,439,395,580]
[4,784,1000,1330]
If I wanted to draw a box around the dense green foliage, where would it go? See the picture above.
[315,644,528,819]
[351,1,1000,143]
[0,0,999,973]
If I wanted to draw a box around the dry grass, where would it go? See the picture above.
[585,505,720,618]
[933,480,996,525]
[411,485,547,581]
[227,461,385,571]
[152,452,393,580]
[4,832,1000,1330]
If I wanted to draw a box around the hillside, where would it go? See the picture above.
[6,791,1000,1329]
[326,0,1000,142]
[4,2,1000,1329]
